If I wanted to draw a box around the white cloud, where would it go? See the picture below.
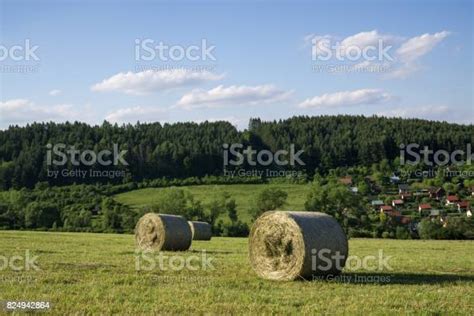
[340,30,398,55]
[305,30,400,59]
[388,31,450,78]
[176,84,293,110]
[0,99,78,128]
[377,105,450,120]
[105,106,168,124]
[49,89,62,96]
[195,116,245,129]
[305,30,450,78]
[91,69,224,95]
[396,31,450,64]
[299,89,392,109]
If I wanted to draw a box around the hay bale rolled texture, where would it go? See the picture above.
[249,211,348,281]
[188,221,212,240]
[135,213,192,251]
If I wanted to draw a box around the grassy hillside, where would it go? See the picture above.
[114,183,311,223]
[0,231,473,314]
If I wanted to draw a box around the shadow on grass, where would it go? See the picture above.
[188,249,238,254]
[312,272,474,285]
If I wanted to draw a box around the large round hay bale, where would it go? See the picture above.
[188,221,212,240]
[249,211,348,281]
[135,213,192,251]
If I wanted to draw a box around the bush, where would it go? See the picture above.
[395,226,411,239]
[250,188,288,219]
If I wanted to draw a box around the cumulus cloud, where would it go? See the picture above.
[298,89,392,109]
[305,30,450,78]
[396,31,450,63]
[306,30,400,60]
[49,89,62,96]
[0,99,78,128]
[388,31,450,78]
[105,106,168,124]
[91,69,224,95]
[176,84,293,110]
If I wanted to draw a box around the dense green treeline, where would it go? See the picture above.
[0,115,472,190]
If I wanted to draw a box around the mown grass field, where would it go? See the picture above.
[114,183,311,223]
[0,231,473,314]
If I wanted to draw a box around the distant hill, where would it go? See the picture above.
[0,115,472,189]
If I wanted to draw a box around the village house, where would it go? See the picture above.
[380,205,401,217]
[418,203,432,213]
[398,184,410,194]
[429,209,442,218]
[339,176,353,186]
[371,200,384,209]
[390,175,401,184]
[400,192,412,201]
[446,195,460,206]
[392,199,404,208]
[457,201,470,212]
[428,187,445,200]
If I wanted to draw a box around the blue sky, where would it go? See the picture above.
[1,0,472,129]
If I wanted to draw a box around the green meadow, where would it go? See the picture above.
[0,231,473,314]
[114,183,311,223]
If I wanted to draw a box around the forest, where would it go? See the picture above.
[1,115,473,189]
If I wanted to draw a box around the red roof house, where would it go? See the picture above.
[446,195,460,205]
[400,192,412,200]
[339,176,353,186]
[392,199,404,207]
[418,204,432,212]
[457,201,470,211]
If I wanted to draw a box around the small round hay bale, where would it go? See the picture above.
[135,213,192,251]
[188,221,212,240]
[249,211,348,281]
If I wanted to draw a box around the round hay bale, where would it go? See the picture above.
[249,211,348,281]
[188,221,212,240]
[135,213,192,251]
